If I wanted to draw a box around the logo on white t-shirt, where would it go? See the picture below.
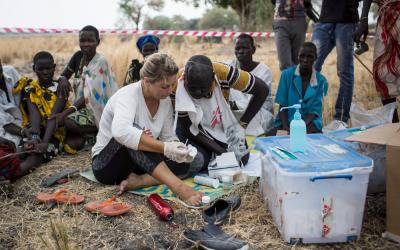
[211,106,222,129]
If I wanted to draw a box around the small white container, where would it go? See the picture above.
[186,144,198,162]
[194,175,219,189]
[221,175,233,183]
[202,196,211,204]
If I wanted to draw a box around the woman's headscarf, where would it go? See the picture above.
[136,35,160,52]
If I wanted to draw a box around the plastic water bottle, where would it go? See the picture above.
[280,104,306,152]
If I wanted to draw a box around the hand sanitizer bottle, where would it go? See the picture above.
[280,104,306,152]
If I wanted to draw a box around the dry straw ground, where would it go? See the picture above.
[0,34,387,124]
[0,35,399,250]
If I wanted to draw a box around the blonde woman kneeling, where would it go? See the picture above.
[91,53,204,206]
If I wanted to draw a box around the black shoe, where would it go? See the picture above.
[203,195,241,225]
[183,223,248,250]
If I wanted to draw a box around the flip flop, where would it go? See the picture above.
[84,197,133,216]
[36,189,85,204]
[40,169,78,187]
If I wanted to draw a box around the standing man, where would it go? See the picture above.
[312,0,360,129]
[271,0,318,71]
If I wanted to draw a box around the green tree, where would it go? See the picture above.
[143,15,199,30]
[199,7,239,30]
[169,15,200,30]
[119,0,164,30]
[248,0,274,31]
[143,15,173,30]
[175,0,274,31]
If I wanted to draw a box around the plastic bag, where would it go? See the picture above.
[348,103,396,193]
[350,102,397,127]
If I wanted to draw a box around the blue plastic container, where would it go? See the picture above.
[255,134,373,243]
[254,134,373,173]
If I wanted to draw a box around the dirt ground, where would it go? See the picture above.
[1,150,399,250]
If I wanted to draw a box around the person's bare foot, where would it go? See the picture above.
[175,184,203,206]
[118,173,143,195]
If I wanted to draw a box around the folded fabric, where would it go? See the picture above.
[184,223,248,250]
[203,195,241,225]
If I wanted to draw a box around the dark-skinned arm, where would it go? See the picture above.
[23,99,43,151]
[3,123,22,136]
[50,96,85,125]
[240,76,268,125]
[25,96,66,153]
[4,123,33,139]
[61,64,74,79]
[278,106,290,131]
[354,0,373,43]
[26,100,42,135]
[41,97,67,144]
[57,58,75,100]
[178,113,226,155]
[304,0,319,23]
[304,114,316,125]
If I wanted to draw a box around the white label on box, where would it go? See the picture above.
[321,144,347,154]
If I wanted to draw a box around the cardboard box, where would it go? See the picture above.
[346,123,400,243]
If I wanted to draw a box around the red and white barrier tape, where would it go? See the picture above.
[0,27,275,38]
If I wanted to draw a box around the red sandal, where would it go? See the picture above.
[36,189,85,204]
[84,197,132,216]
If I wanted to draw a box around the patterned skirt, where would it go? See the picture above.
[68,107,97,145]
[0,142,21,181]
[373,1,400,98]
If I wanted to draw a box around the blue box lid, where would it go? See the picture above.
[325,127,365,151]
[254,134,373,173]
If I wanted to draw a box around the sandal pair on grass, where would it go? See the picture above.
[183,195,248,250]
[36,189,132,217]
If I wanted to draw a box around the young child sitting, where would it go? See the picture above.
[13,51,77,166]
[274,42,328,134]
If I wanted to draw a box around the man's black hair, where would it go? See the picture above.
[301,42,318,57]
[33,51,54,64]
[236,33,255,50]
[185,55,214,86]
[80,25,100,41]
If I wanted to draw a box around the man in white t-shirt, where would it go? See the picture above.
[229,33,275,136]
[173,55,269,166]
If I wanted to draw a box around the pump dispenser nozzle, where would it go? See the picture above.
[280,104,306,152]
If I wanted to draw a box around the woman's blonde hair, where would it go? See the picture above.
[140,53,179,83]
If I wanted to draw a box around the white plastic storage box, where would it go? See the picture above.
[255,134,373,244]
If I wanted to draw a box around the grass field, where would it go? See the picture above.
[0,34,385,125]
[0,34,399,250]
